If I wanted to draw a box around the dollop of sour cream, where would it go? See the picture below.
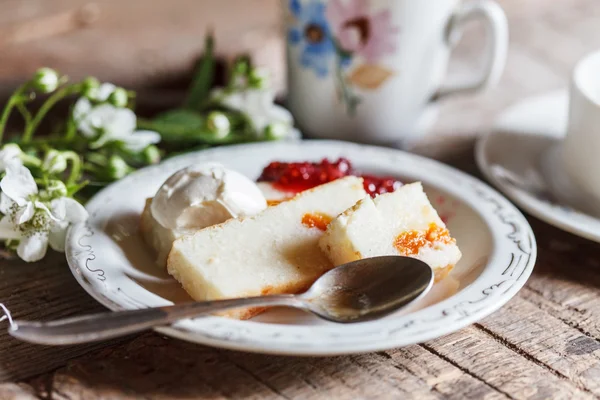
[151,162,267,230]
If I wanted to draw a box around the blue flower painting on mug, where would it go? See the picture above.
[287,0,398,115]
[287,0,349,77]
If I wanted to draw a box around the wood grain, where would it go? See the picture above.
[15,334,513,400]
[424,327,594,399]
[0,252,129,382]
[1,0,600,399]
[0,0,285,96]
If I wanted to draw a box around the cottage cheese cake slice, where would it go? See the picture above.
[319,182,461,282]
[167,176,367,319]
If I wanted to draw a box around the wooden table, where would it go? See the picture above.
[2,0,600,398]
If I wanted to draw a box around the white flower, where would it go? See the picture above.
[73,100,160,152]
[0,144,23,172]
[0,164,52,261]
[211,88,293,138]
[0,164,88,261]
[0,164,45,222]
[87,83,117,102]
[45,196,88,252]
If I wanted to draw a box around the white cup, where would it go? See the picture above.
[284,0,508,145]
[562,50,600,209]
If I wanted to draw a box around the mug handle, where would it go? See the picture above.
[434,0,509,100]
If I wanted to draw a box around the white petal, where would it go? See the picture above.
[49,198,66,220]
[84,106,136,148]
[78,103,118,140]
[77,121,97,138]
[48,222,68,252]
[220,92,245,110]
[105,107,136,137]
[0,192,14,215]
[0,144,23,171]
[51,198,88,223]
[88,104,118,128]
[35,201,58,222]
[14,202,34,225]
[0,158,22,172]
[73,98,93,135]
[250,88,276,106]
[17,232,48,262]
[95,83,116,102]
[269,105,294,125]
[121,130,161,152]
[0,216,20,240]
[0,164,37,206]
[220,89,280,133]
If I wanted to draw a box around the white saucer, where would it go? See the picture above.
[476,90,600,242]
[66,140,535,356]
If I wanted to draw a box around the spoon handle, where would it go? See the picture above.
[9,294,300,345]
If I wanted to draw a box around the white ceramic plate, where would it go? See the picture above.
[476,90,600,243]
[66,140,536,356]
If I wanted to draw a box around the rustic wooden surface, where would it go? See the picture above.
[2,0,600,398]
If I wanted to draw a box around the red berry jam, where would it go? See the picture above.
[257,158,402,197]
[362,174,404,196]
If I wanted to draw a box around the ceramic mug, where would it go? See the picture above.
[562,50,600,207]
[284,0,508,145]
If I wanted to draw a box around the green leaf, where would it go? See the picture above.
[184,33,215,110]
[152,109,204,128]
[139,109,205,142]
[139,108,260,146]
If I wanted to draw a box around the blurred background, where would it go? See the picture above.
[0,0,598,156]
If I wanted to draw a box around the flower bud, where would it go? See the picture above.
[264,122,288,140]
[248,68,270,89]
[206,111,230,139]
[45,180,68,198]
[81,76,100,99]
[107,155,131,180]
[42,150,67,174]
[229,58,251,88]
[32,68,60,94]
[142,145,161,164]
[108,87,128,108]
[232,58,250,77]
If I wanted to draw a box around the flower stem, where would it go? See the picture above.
[16,102,32,126]
[67,179,89,197]
[334,56,360,116]
[62,151,82,186]
[64,118,77,141]
[0,83,29,143]
[22,83,82,143]
[20,153,42,168]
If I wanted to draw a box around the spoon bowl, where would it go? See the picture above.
[8,256,433,345]
[301,256,433,322]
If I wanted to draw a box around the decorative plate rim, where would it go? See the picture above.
[66,140,537,356]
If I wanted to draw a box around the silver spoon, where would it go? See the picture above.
[8,256,433,346]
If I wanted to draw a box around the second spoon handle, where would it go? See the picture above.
[9,294,301,345]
